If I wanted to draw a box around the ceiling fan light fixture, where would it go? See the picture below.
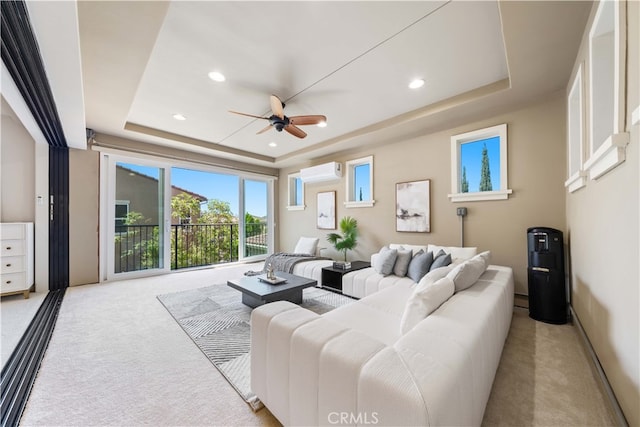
[268,142,277,147]
[409,78,425,89]
[172,113,187,121]
[208,71,226,82]
[317,121,327,128]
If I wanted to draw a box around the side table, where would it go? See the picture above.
[321,261,371,293]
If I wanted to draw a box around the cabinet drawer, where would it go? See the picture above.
[1,272,27,291]
[1,256,25,274]
[1,224,25,240]
[1,240,25,257]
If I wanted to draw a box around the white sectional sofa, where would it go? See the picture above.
[343,243,478,298]
[264,237,334,286]
[291,259,333,287]
[251,258,514,426]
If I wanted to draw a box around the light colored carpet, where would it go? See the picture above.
[157,284,353,410]
[19,264,281,427]
[18,264,617,426]
[482,308,617,426]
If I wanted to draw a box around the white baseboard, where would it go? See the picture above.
[570,306,628,426]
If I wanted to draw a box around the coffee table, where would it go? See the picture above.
[227,271,317,308]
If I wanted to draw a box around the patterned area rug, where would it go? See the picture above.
[157,284,353,410]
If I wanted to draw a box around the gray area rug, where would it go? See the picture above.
[157,284,353,411]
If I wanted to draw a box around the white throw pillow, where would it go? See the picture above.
[475,250,491,267]
[293,237,319,255]
[400,276,455,334]
[372,246,398,276]
[389,243,428,255]
[446,256,488,292]
[393,248,413,277]
[417,263,455,288]
[428,244,478,261]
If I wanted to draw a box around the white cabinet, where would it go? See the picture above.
[1,223,34,299]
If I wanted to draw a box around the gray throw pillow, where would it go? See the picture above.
[393,248,413,277]
[430,250,452,271]
[407,250,434,282]
[372,247,398,276]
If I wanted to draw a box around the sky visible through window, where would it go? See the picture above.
[354,163,370,201]
[295,177,303,205]
[460,136,500,192]
[121,164,266,217]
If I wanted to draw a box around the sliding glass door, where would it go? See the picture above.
[105,156,171,279]
[242,179,270,258]
[101,153,274,280]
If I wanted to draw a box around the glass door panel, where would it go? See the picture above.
[243,179,269,258]
[113,162,166,274]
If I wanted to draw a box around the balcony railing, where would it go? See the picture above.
[114,223,268,273]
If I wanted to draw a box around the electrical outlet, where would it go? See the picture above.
[457,207,467,217]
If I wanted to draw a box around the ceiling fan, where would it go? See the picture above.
[229,95,326,139]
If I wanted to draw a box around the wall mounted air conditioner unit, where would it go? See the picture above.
[300,162,342,183]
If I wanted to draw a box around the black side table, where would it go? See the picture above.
[321,261,371,293]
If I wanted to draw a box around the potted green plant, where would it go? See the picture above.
[327,216,358,269]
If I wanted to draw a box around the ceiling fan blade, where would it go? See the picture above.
[256,124,273,135]
[285,124,307,139]
[270,94,285,119]
[289,115,327,126]
[229,110,268,120]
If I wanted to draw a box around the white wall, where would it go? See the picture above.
[566,1,639,425]
[1,110,35,222]
[279,94,567,296]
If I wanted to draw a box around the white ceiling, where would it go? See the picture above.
[75,0,592,168]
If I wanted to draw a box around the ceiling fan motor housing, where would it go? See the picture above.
[270,115,290,132]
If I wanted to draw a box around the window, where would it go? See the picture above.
[114,200,129,232]
[345,156,374,208]
[565,63,587,193]
[449,124,512,202]
[286,173,305,210]
[584,0,629,179]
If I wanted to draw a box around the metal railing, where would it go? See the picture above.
[115,225,159,273]
[114,222,268,273]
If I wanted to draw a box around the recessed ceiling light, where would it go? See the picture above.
[317,121,327,128]
[208,71,226,82]
[268,142,277,147]
[409,79,425,89]
[172,113,187,121]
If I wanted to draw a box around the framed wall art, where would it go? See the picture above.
[317,191,336,230]
[396,180,430,232]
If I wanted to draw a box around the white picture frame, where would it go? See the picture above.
[317,191,336,230]
[396,180,430,233]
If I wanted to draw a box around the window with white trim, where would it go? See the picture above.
[565,63,587,192]
[286,173,305,211]
[584,0,629,180]
[345,155,374,208]
[449,124,512,202]
[114,200,129,232]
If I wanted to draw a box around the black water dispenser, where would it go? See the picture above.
[527,227,567,324]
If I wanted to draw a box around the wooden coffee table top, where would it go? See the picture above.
[227,271,317,299]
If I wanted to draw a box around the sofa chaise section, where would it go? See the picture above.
[250,265,514,426]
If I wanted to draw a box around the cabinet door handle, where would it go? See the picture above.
[6,280,11,284]
[5,263,11,267]
[5,247,11,250]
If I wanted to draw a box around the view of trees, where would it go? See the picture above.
[460,143,493,193]
[479,144,493,191]
[461,167,469,193]
[116,193,267,272]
